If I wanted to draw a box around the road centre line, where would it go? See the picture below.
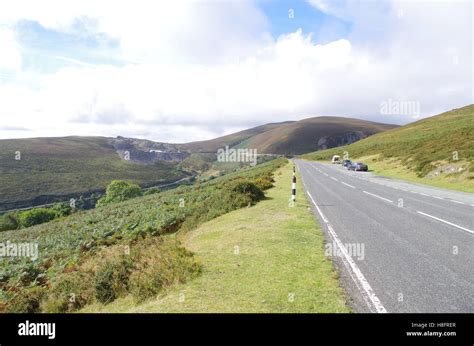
[416,211,474,235]
[341,182,356,189]
[362,191,393,203]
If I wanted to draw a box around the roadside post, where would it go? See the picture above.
[292,165,296,202]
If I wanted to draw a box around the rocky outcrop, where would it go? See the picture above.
[317,131,368,150]
[110,136,190,165]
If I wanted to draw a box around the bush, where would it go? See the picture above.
[93,256,133,304]
[5,286,45,313]
[253,176,274,190]
[51,202,72,218]
[225,178,265,203]
[18,208,57,228]
[129,239,201,302]
[0,212,19,232]
[40,271,94,312]
[96,180,143,207]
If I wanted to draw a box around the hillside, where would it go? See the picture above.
[180,117,396,155]
[0,158,286,312]
[301,104,474,192]
[235,116,398,155]
[0,136,186,211]
[178,122,293,152]
[0,117,396,211]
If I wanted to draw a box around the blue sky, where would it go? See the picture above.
[14,19,123,73]
[258,0,352,42]
[0,0,471,142]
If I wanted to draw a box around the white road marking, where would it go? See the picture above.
[330,177,338,182]
[416,211,474,235]
[306,190,387,313]
[323,173,329,177]
[363,191,393,203]
[450,200,465,205]
[433,196,443,200]
[306,191,328,223]
[341,182,356,189]
[419,193,429,197]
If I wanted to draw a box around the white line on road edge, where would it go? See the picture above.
[306,191,387,313]
[341,182,356,189]
[330,177,338,182]
[416,211,474,235]
[449,200,465,205]
[362,191,393,203]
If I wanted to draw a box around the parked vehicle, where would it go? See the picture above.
[348,162,368,171]
[332,155,341,164]
[342,159,352,168]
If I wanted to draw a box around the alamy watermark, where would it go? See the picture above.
[325,242,365,261]
[217,146,257,166]
[0,241,39,261]
[380,98,420,118]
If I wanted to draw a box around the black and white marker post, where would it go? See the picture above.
[291,165,296,202]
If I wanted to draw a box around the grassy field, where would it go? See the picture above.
[82,162,349,313]
[301,105,474,193]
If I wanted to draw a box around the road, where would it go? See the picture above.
[296,160,474,313]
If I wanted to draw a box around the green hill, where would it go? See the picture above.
[178,122,292,152]
[180,117,396,155]
[0,136,186,211]
[301,104,474,192]
[0,117,396,211]
[235,116,397,155]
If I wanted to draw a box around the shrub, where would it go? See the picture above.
[96,180,143,207]
[40,272,94,312]
[51,202,72,218]
[225,178,265,203]
[92,256,133,304]
[18,208,57,228]
[129,239,201,302]
[5,286,45,313]
[253,176,274,190]
[0,212,19,232]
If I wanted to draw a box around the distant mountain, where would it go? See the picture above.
[0,116,397,210]
[178,122,294,152]
[180,117,397,155]
[232,116,398,155]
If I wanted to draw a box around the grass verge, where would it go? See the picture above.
[82,162,350,313]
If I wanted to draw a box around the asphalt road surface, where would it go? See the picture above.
[296,160,474,313]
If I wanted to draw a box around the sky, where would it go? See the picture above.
[0,0,472,143]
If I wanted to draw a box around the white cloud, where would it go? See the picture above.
[0,0,472,142]
[0,29,22,71]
